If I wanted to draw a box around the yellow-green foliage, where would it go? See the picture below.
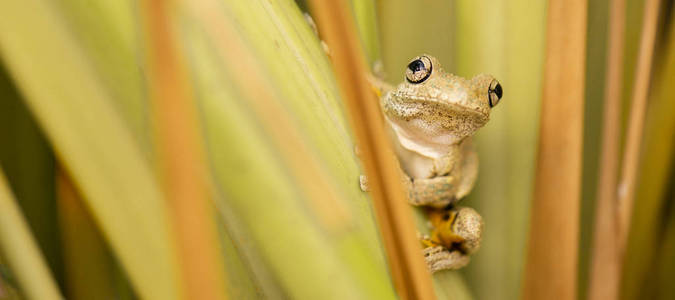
[0,0,674,299]
[0,0,396,298]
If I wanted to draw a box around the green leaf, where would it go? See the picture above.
[0,1,181,299]
[178,0,396,298]
[0,168,62,299]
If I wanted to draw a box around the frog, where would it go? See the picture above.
[361,54,502,272]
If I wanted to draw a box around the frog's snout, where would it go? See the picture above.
[488,79,502,107]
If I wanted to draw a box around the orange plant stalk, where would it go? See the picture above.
[57,170,118,299]
[307,1,436,299]
[616,0,661,255]
[522,0,587,299]
[140,1,228,299]
[587,0,625,299]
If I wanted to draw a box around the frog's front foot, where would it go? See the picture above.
[423,246,470,273]
[359,175,369,192]
[404,175,460,208]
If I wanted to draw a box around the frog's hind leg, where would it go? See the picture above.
[419,234,470,272]
[428,206,484,255]
[362,156,459,208]
[421,206,482,272]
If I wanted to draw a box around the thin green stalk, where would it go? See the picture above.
[500,1,547,298]
[0,63,61,288]
[0,256,21,299]
[140,0,229,298]
[351,0,381,65]
[651,187,675,300]
[616,0,661,256]
[0,168,62,300]
[586,0,623,299]
[620,16,675,300]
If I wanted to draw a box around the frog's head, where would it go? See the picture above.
[383,55,502,154]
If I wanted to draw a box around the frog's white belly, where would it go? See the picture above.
[389,118,461,156]
[394,143,436,178]
[387,117,458,178]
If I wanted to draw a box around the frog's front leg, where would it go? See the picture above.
[400,145,463,207]
[360,162,461,207]
[402,173,460,208]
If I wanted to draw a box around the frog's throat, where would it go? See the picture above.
[387,116,462,159]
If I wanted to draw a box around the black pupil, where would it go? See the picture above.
[408,59,425,73]
[494,83,503,99]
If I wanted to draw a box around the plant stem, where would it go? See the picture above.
[616,0,661,255]
[522,0,587,299]
[0,168,63,300]
[140,1,228,299]
[307,1,436,299]
[587,0,625,299]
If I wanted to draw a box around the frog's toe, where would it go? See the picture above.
[452,207,484,254]
[359,175,369,192]
[423,246,470,273]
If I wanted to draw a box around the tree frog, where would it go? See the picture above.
[363,54,502,272]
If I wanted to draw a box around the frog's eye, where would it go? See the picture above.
[405,56,432,84]
[488,79,503,107]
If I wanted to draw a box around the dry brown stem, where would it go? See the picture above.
[522,0,587,299]
[307,1,436,299]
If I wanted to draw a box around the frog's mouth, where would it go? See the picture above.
[389,88,490,120]
[385,97,489,129]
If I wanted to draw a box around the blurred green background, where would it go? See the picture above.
[0,0,674,299]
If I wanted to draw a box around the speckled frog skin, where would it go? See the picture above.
[372,54,502,272]
[383,55,502,206]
